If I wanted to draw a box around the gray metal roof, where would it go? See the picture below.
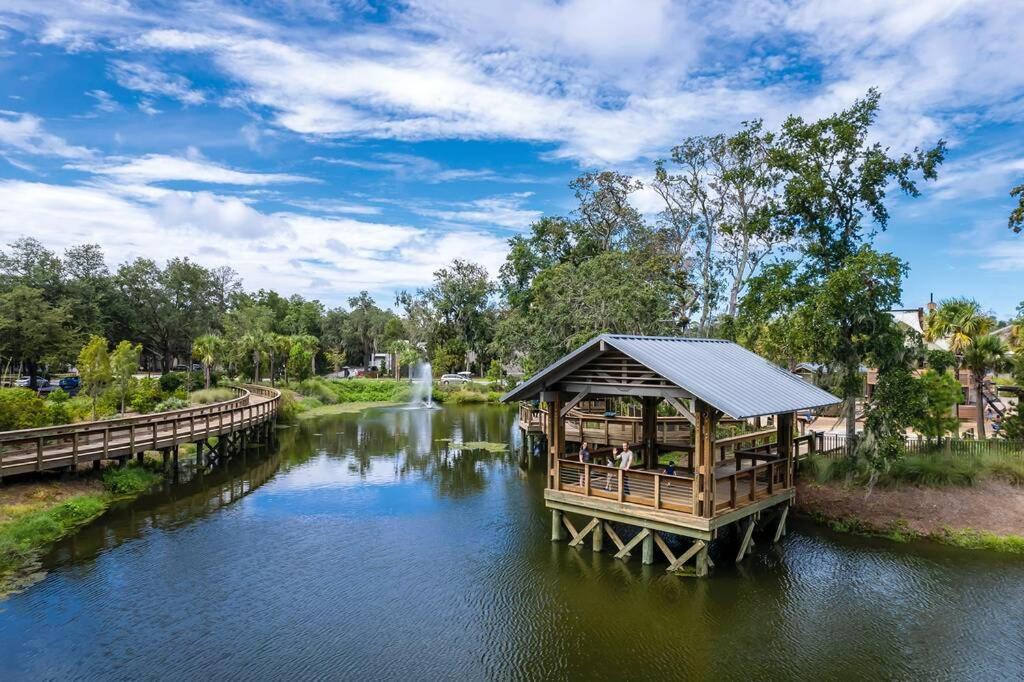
[501,334,841,419]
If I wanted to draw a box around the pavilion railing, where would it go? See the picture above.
[555,458,697,515]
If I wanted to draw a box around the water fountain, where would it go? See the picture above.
[409,361,436,408]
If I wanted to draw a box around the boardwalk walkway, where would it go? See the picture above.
[0,384,280,479]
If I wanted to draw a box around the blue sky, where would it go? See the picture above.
[0,1,1022,317]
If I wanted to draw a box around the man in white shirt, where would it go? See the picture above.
[618,442,634,469]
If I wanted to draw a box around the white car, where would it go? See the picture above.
[440,374,470,386]
[14,376,49,388]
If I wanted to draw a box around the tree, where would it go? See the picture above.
[288,335,319,381]
[192,334,223,389]
[961,334,1008,439]
[115,257,220,372]
[924,298,994,357]
[419,260,495,373]
[0,286,73,389]
[1010,182,1024,234]
[110,340,142,413]
[266,333,292,386]
[78,335,111,420]
[326,348,346,374]
[756,89,944,444]
[0,237,62,299]
[913,369,963,442]
[345,292,389,367]
[925,349,957,375]
[771,88,945,274]
[224,304,273,382]
[569,170,647,252]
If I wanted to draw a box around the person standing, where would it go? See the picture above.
[618,442,634,469]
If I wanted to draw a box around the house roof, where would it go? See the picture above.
[501,334,842,419]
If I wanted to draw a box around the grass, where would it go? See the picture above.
[189,387,234,405]
[804,510,1024,554]
[801,452,1024,488]
[0,463,164,591]
[296,401,395,419]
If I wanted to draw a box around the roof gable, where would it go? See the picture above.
[501,334,842,418]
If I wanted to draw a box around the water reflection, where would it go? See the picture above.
[1,405,1022,680]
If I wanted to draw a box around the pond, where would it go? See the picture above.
[1,405,1022,679]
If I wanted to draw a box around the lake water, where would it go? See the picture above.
[1,405,1022,680]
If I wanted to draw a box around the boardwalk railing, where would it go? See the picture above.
[0,384,281,479]
[556,459,698,515]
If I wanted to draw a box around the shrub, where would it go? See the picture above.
[102,464,162,496]
[153,397,189,413]
[130,378,163,414]
[0,388,48,430]
[981,455,1024,486]
[159,372,183,393]
[297,378,339,404]
[879,455,982,487]
[43,389,71,425]
[190,387,234,405]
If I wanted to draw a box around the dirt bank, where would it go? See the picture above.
[796,479,1024,547]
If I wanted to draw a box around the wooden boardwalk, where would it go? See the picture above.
[0,384,280,479]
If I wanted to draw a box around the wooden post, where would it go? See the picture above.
[777,412,794,488]
[542,391,564,490]
[592,520,604,552]
[72,431,79,469]
[696,400,718,518]
[551,510,567,541]
[642,531,655,565]
[695,544,710,577]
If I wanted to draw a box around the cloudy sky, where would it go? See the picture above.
[0,0,1022,316]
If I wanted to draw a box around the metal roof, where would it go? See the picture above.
[501,334,841,419]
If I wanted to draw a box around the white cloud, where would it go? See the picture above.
[0,111,93,159]
[72,153,317,186]
[109,60,205,105]
[86,89,121,113]
[0,179,510,304]
[412,193,542,229]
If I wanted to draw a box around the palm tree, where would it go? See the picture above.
[239,331,268,383]
[961,334,1008,439]
[267,333,292,387]
[192,334,223,389]
[924,298,995,356]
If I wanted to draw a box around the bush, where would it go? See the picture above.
[981,455,1024,486]
[130,378,163,414]
[102,464,162,496]
[0,387,48,430]
[881,455,982,487]
[190,387,234,405]
[153,397,189,413]
[297,378,339,405]
[159,372,183,393]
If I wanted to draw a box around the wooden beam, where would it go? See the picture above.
[560,390,590,418]
[615,528,651,560]
[561,513,579,539]
[773,504,789,543]
[603,522,627,553]
[569,517,600,547]
[668,539,706,571]
[559,382,691,399]
[652,532,676,565]
[665,396,697,427]
[736,517,756,562]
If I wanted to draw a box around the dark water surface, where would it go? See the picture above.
[1,405,1022,680]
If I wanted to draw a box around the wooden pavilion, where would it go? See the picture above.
[502,334,841,576]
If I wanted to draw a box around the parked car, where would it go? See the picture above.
[457,371,474,380]
[440,374,470,386]
[14,376,49,388]
[59,376,81,395]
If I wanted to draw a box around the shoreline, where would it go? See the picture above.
[0,464,165,596]
[795,479,1024,553]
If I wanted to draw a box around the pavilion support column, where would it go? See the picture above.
[541,390,565,490]
[777,412,795,488]
[551,510,567,542]
[641,397,661,469]
[592,520,604,552]
[642,532,655,565]
[695,400,718,519]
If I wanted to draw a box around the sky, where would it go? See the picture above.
[0,0,1022,318]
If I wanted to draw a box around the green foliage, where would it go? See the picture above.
[432,338,467,374]
[0,284,74,387]
[102,464,163,496]
[0,495,108,576]
[0,388,49,430]
[77,335,112,420]
[153,397,189,412]
[189,387,234,405]
[883,455,982,487]
[1009,182,1023,234]
[802,452,1024,488]
[109,340,142,414]
[913,369,963,440]
[1000,405,1024,440]
[925,349,957,374]
[192,334,223,389]
[924,298,995,355]
[937,528,1024,554]
[130,378,163,414]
